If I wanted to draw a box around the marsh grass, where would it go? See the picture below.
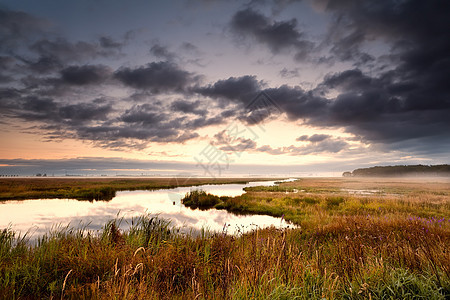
[0,212,449,299]
[183,178,450,225]
[1,177,449,299]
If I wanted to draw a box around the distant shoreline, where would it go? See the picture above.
[343,164,450,177]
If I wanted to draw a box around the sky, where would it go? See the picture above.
[0,0,449,177]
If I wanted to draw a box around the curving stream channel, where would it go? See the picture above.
[0,179,294,241]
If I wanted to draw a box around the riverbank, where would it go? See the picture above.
[0,177,282,201]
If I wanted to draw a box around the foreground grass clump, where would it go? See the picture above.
[181,190,222,209]
[1,214,449,299]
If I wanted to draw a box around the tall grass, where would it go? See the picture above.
[0,213,449,299]
[1,177,449,298]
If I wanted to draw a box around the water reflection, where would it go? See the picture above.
[0,179,293,241]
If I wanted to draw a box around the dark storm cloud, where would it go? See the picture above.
[15,96,113,125]
[180,42,201,55]
[196,75,263,103]
[186,115,225,129]
[262,85,328,121]
[254,70,449,145]
[296,134,330,142]
[120,104,166,125]
[150,43,177,61]
[0,56,17,82]
[226,0,450,149]
[30,38,119,63]
[170,100,207,116]
[321,69,373,92]
[0,88,21,109]
[120,103,224,133]
[58,102,113,124]
[9,37,122,75]
[85,102,225,145]
[60,65,112,85]
[99,36,123,49]
[279,67,300,78]
[1,1,449,158]
[114,61,198,92]
[0,55,15,70]
[1,8,123,76]
[229,8,314,61]
[321,0,450,66]
[25,56,63,73]
[0,8,49,52]
[0,74,13,83]
[74,124,200,147]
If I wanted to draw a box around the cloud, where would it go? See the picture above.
[262,85,328,121]
[256,137,349,156]
[30,39,96,62]
[170,100,207,116]
[244,0,450,148]
[58,101,113,124]
[195,75,263,104]
[0,8,49,52]
[321,69,373,92]
[296,134,331,142]
[229,8,314,61]
[99,36,123,49]
[212,129,257,153]
[25,55,63,73]
[114,61,198,92]
[1,2,449,159]
[279,67,300,78]
[180,42,201,55]
[150,43,177,61]
[14,96,113,125]
[209,128,348,156]
[0,55,15,70]
[60,65,112,85]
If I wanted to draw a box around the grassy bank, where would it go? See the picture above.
[183,177,450,225]
[1,213,449,299]
[0,177,279,201]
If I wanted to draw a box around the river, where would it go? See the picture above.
[0,179,294,241]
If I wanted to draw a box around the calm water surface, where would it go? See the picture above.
[0,179,294,240]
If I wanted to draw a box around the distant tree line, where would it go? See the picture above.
[343,164,450,177]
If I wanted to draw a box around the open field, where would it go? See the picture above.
[0,177,279,201]
[1,177,450,299]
